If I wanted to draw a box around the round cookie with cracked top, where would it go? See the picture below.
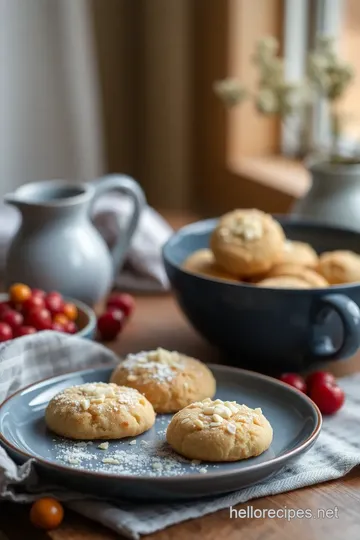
[166,398,273,462]
[45,382,155,440]
[265,263,328,287]
[182,248,239,283]
[110,348,216,413]
[280,240,319,268]
[210,209,285,277]
[318,250,360,284]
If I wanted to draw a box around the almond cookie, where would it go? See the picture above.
[210,209,285,277]
[318,250,360,284]
[110,348,216,413]
[182,249,239,282]
[166,398,273,462]
[45,383,155,440]
[257,276,311,289]
[266,263,328,287]
[281,240,318,268]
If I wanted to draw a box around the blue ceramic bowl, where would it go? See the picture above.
[163,217,360,373]
[0,294,96,340]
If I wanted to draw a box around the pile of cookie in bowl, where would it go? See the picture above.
[183,208,360,288]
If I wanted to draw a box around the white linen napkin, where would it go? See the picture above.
[1,333,360,539]
[0,195,173,292]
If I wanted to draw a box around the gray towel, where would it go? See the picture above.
[0,333,358,539]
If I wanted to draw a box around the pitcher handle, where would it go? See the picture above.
[90,174,146,273]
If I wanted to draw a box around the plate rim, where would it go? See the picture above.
[0,364,322,483]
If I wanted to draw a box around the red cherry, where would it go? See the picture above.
[310,382,345,415]
[22,295,45,313]
[97,310,124,340]
[65,321,77,334]
[106,293,135,318]
[0,302,11,318]
[32,288,46,299]
[2,309,24,330]
[52,322,66,332]
[26,308,52,331]
[45,292,64,315]
[15,326,37,337]
[306,371,336,391]
[0,322,13,342]
[279,373,307,393]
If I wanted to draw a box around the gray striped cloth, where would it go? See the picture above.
[1,332,360,539]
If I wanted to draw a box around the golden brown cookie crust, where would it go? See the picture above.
[110,348,216,413]
[210,209,285,277]
[182,249,239,283]
[45,383,155,440]
[266,263,328,287]
[318,250,360,284]
[166,398,273,462]
[281,240,319,268]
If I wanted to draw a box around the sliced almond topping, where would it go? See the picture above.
[194,418,204,429]
[255,407,262,414]
[212,413,223,423]
[181,417,192,425]
[98,442,109,450]
[214,405,232,419]
[91,396,105,404]
[203,406,215,415]
[80,398,90,411]
[210,421,222,428]
[226,423,236,434]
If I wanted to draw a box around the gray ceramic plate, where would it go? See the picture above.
[0,366,321,501]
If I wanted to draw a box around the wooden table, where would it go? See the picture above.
[2,292,360,539]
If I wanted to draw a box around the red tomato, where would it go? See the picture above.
[26,308,52,331]
[15,326,37,337]
[306,371,336,391]
[22,295,45,313]
[310,382,345,415]
[30,497,64,530]
[31,288,46,299]
[279,373,307,393]
[2,309,24,329]
[97,310,124,340]
[0,302,11,318]
[52,322,66,332]
[106,293,135,318]
[0,322,13,342]
[65,320,77,334]
[45,292,64,315]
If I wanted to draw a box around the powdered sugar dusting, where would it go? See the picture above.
[52,417,216,477]
[119,349,184,383]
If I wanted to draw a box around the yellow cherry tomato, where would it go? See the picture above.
[30,497,64,530]
[63,302,78,321]
[53,313,69,327]
[9,283,32,303]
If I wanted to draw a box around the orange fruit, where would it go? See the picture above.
[63,302,78,321]
[30,497,64,530]
[9,283,32,303]
[53,313,69,327]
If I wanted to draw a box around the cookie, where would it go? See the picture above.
[110,348,216,413]
[166,398,273,462]
[266,263,328,287]
[257,276,311,289]
[210,209,285,277]
[45,382,155,440]
[182,249,239,282]
[281,240,318,268]
[318,250,360,284]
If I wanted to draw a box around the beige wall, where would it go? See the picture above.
[91,0,193,210]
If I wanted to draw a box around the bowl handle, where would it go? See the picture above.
[310,293,360,361]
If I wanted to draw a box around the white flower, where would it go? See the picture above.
[255,88,279,115]
[213,78,248,107]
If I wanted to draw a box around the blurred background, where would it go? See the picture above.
[1,0,359,216]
